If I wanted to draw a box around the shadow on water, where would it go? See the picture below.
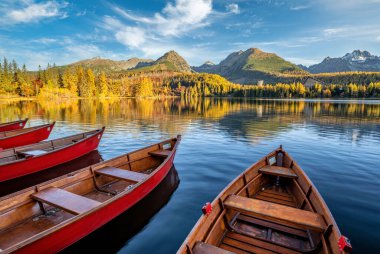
[0,150,103,197]
[61,165,180,254]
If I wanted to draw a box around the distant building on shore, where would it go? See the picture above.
[257,80,264,86]
[303,77,324,88]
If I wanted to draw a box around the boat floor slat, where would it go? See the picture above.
[219,243,251,254]
[254,195,297,207]
[193,241,234,254]
[261,188,291,198]
[0,209,73,251]
[257,191,294,202]
[237,214,308,238]
[225,232,302,254]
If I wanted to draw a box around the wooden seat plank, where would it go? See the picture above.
[193,241,234,254]
[31,187,101,215]
[259,166,298,179]
[224,195,326,232]
[148,150,171,157]
[96,166,148,183]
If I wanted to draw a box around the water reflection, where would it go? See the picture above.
[0,98,379,144]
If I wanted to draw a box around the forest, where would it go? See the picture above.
[1,58,380,99]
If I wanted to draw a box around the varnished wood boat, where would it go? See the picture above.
[0,128,105,182]
[0,122,55,149]
[0,119,28,132]
[0,135,180,253]
[178,146,352,254]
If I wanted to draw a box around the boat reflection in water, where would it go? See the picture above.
[61,165,180,253]
[0,150,103,197]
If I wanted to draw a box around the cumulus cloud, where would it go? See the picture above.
[102,0,214,58]
[226,3,240,14]
[1,0,68,25]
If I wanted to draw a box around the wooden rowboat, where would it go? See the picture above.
[0,135,180,253]
[0,119,28,132]
[0,122,55,149]
[0,128,105,182]
[178,146,352,254]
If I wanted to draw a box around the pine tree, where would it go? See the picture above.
[98,72,108,98]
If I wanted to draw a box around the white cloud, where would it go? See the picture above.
[226,3,240,14]
[101,0,215,59]
[3,1,68,24]
[377,35,380,41]
[31,38,58,44]
[290,5,310,11]
[323,28,347,36]
[115,27,147,48]
[111,0,213,37]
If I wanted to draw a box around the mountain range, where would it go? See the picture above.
[299,50,380,73]
[62,49,380,84]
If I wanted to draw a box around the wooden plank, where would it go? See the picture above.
[222,237,277,254]
[31,187,101,215]
[259,166,298,179]
[254,195,296,207]
[219,244,251,254]
[261,188,290,198]
[95,166,148,183]
[258,191,294,202]
[193,241,234,254]
[226,232,302,254]
[237,214,308,238]
[224,195,326,232]
[148,150,171,157]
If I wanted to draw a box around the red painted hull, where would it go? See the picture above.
[0,128,104,182]
[0,122,55,149]
[0,119,28,132]
[13,144,178,254]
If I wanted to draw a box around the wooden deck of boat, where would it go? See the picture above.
[253,186,297,208]
[0,180,130,251]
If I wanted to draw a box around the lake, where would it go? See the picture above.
[0,98,379,253]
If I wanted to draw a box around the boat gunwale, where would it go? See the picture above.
[0,122,55,140]
[0,127,105,167]
[0,118,28,128]
[0,135,181,253]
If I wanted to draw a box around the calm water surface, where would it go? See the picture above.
[1,98,379,253]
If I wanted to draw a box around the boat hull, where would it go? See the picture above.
[0,123,55,149]
[0,128,104,182]
[12,148,176,254]
[0,119,27,132]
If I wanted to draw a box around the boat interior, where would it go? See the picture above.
[0,129,102,165]
[0,124,51,139]
[186,148,342,254]
[0,137,177,253]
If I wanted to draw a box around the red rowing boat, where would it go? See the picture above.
[0,135,180,253]
[0,119,28,132]
[0,127,105,182]
[0,122,55,149]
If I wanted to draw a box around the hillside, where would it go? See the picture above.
[131,50,192,73]
[66,57,153,73]
[193,48,307,84]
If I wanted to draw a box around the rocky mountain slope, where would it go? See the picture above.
[193,48,307,84]
[304,50,380,73]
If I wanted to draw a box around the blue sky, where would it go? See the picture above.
[0,0,380,70]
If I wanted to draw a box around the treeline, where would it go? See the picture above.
[1,57,380,99]
[237,82,380,98]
